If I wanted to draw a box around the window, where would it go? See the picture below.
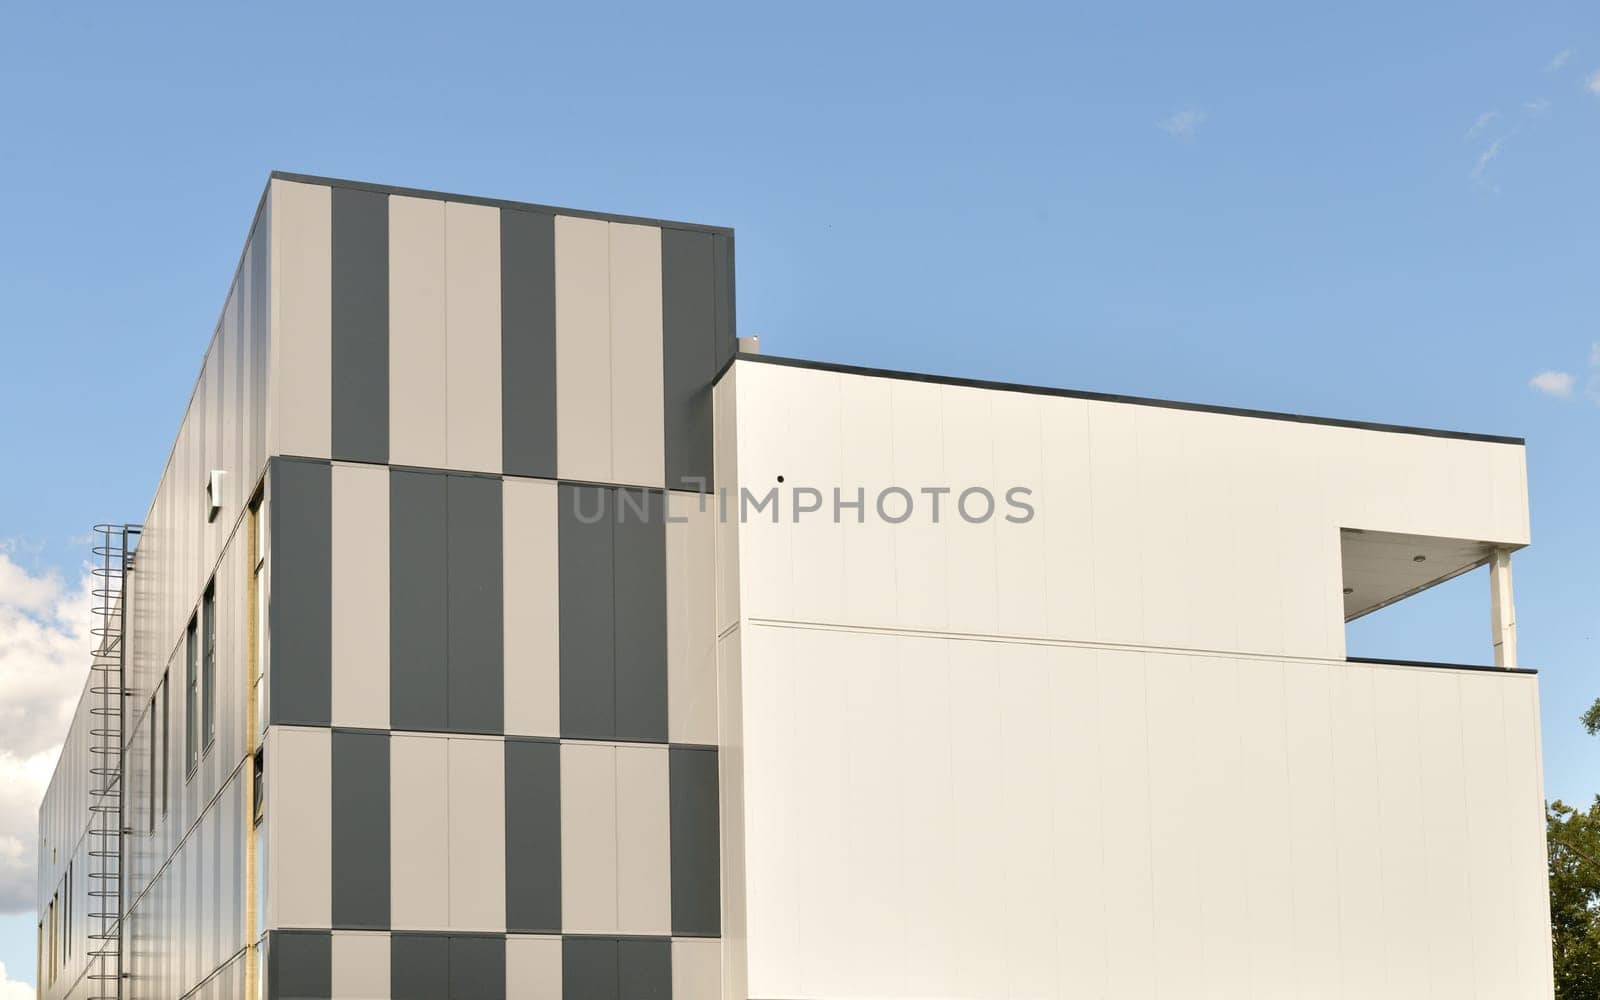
[148,694,158,833]
[185,616,198,777]
[160,671,169,815]
[203,582,216,750]
[252,747,265,826]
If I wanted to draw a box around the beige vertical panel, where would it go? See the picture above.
[786,372,844,626]
[608,222,665,488]
[506,936,562,999]
[991,391,1047,638]
[672,939,722,1000]
[1329,664,1387,993]
[1094,649,1156,996]
[1371,667,1428,996]
[1237,661,1296,993]
[1282,662,1343,997]
[1457,673,1519,996]
[272,726,331,928]
[503,479,559,737]
[944,641,1007,996]
[1417,675,1475,996]
[712,370,741,632]
[555,216,612,483]
[667,491,717,745]
[1049,646,1110,996]
[615,745,671,935]
[560,743,617,933]
[894,635,956,996]
[332,932,390,999]
[449,737,506,930]
[941,387,999,637]
[1141,654,1205,997]
[270,179,332,459]
[389,196,448,468]
[714,628,748,1000]
[391,735,449,929]
[889,379,949,631]
[331,463,389,729]
[446,201,503,473]
[731,363,794,619]
[1133,406,1191,650]
[1086,404,1144,645]
[838,376,896,626]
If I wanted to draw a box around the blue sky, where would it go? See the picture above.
[1,0,1597,989]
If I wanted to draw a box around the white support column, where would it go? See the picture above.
[1489,548,1517,668]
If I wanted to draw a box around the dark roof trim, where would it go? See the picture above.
[724,354,1525,446]
[1346,655,1537,676]
[269,171,733,235]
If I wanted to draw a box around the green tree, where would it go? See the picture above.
[1550,793,1600,996]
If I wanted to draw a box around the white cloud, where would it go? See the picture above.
[1157,108,1207,140]
[1469,135,1508,189]
[1547,49,1573,72]
[0,961,36,1000]
[1465,110,1500,139]
[1589,69,1600,96]
[1523,98,1550,114]
[1590,341,1600,368]
[0,549,92,914]
[1529,370,1577,398]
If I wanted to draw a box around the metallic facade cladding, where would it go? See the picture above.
[267,930,332,1000]
[557,483,615,740]
[389,468,449,732]
[332,730,390,929]
[661,228,717,492]
[331,187,390,464]
[504,738,562,933]
[40,176,732,1000]
[562,936,673,1000]
[613,488,668,742]
[447,473,505,733]
[269,457,331,726]
[669,746,722,936]
[500,208,558,478]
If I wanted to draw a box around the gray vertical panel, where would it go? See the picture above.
[390,469,447,731]
[669,747,721,936]
[448,474,504,733]
[268,930,331,1000]
[711,233,737,368]
[389,933,449,1000]
[331,187,389,464]
[619,938,672,1000]
[504,739,561,932]
[269,458,330,726]
[614,489,667,743]
[562,937,618,1000]
[661,229,716,492]
[332,730,389,928]
[501,209,558,478]
[559,484,614,740]
[450,935,507,999]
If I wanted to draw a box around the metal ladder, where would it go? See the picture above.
[87,524,139,1000]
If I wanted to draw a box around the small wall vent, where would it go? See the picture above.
[205,470,224,522]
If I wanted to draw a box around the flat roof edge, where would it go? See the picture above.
[269,171,734,236]
[728,354,1526,446]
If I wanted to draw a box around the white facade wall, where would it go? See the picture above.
[717,359,1552,1000]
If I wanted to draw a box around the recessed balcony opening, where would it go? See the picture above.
[1341,528,1520,669]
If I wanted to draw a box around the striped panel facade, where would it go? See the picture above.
[263,176,733,999]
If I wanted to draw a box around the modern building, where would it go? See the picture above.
[36,174,1554,999]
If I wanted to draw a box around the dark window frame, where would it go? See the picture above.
[185,615,198,779]
[202,581,217,752]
